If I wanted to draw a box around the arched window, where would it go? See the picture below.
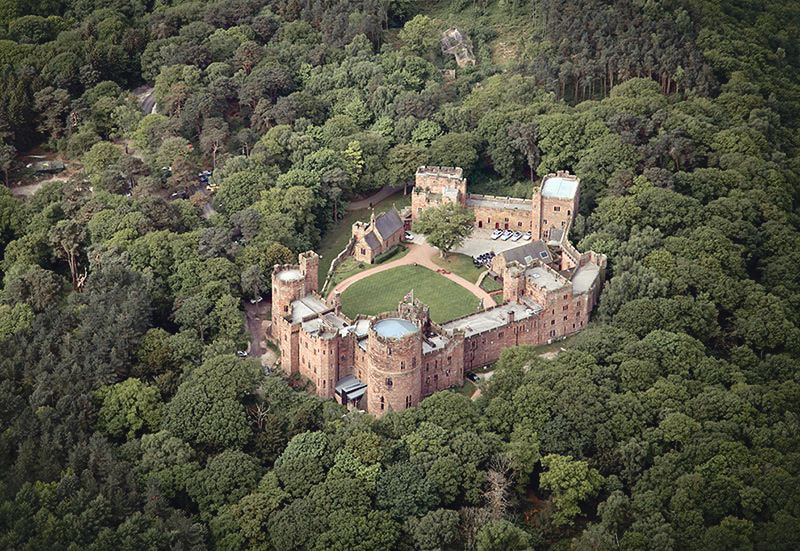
[386,378,393,388]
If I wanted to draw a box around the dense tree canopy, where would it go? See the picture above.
[1,0,799,549]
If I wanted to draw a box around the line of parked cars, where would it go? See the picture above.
[473,251,495,268]
[491,229,532,241]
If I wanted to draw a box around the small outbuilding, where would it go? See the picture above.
[352,207,405,264]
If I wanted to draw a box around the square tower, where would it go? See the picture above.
[412,166,467,220]
[532,172,580,241]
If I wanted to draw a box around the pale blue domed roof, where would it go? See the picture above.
[373,318,417,338]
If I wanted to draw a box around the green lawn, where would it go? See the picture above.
[340,265,480,323]
[481,275,503,292]
[431,253,485,283]
[317,191,412,282]
[326,246,409,291]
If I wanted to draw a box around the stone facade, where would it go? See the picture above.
[352,208,404,263]
[412,166,580,240]
[269,167,605,418]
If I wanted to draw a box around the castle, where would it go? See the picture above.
[270,168,606,417]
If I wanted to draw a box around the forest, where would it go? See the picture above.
[0,0,799,549]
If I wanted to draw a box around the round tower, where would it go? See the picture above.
[271,265,306,328]
[367,317,422,416]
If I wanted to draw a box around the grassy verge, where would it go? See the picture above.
[454,380,478,399]
[340,265,479,323]
[431,252,485,283]
[317,191,412,281]
[325,246,410,291]
[481,276,502,292]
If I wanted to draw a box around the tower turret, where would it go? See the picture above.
[532,171,580,241]
[299,250,319,295]
[367,317,423,417]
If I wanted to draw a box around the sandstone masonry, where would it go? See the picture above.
[270,167,605,417]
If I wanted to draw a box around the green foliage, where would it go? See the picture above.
[189,449,262,516]
[94,378,162,440]
[398,15,439,57]
[540,454,605,526]
[163,355,261,449]
[412,202,475,256]
[476,518,533,551]
[1,1,800,550]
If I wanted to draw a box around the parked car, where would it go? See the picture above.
[524,231,532,240]
[491,229,503,240]
[236,351,248,357]
[511,231,523,241]
[404,231,413,241]
[473,251,496,267]
[466,372,480,382]
[500,230,513,240]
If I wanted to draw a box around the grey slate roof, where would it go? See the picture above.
[363,232,381,250]
[500,240,552,265]
[374,208,404,240]
[547,227,564,244]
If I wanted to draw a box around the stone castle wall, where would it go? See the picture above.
[470,197,533,232]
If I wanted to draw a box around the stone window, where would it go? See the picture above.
[380,396,384,410]
[543,219,547,225]
[361,248,366,255]
[563,305,568,311]
[518,221,523,227]
[445,369,451,377]
[426,376,430,385]
[504,217,509,222]
[567,210,571,216]
[412,357,416,368]
[447,356,452,365]
[400,361,405,370]
[386,378,393,389]
[405,396,412,408]
[551,319,555,325]
[323,380,326,388]
[284,305,289,312]
[554,206,560,212]
[550,329,556,337]
[563,315,568,321]
[387,347,392,356]
[498,332,504,339]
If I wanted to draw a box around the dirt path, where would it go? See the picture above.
[347,185,404,211]
[133,84,157,115]
[328,242,495,306]
[10,176,69,198]
[244,301,277,368]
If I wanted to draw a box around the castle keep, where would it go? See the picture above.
[271,167,605,417]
